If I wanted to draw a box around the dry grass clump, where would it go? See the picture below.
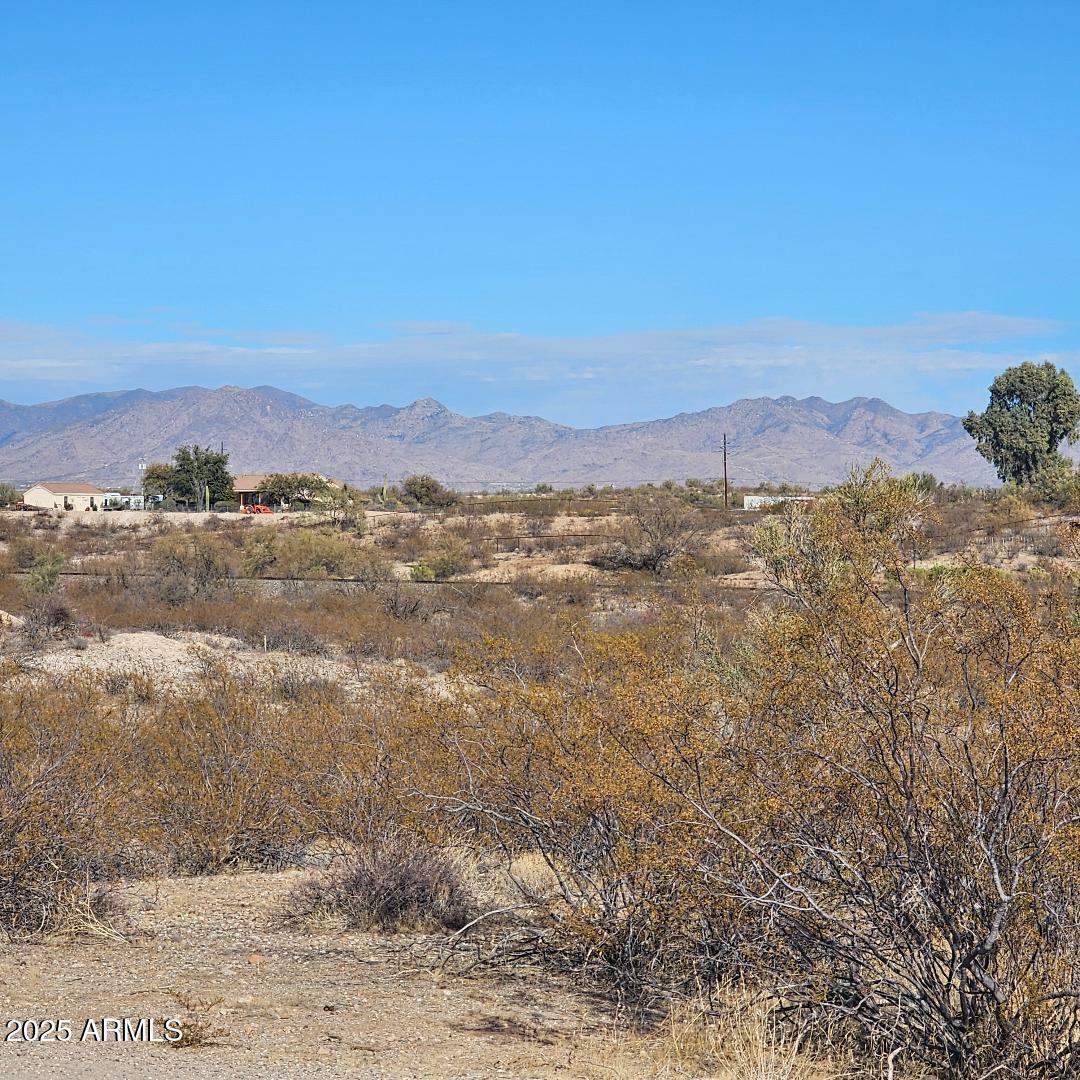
[594,998,850,1080]
[284,836,479,932]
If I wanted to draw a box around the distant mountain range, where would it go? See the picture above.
[0,384,999,489]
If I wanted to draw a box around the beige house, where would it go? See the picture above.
[23,482,105,512]
[231,474,272,508]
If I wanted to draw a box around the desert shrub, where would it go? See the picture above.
[96,668,157,702]
[8,537,46,571]
[0,514,31,543]
[21,594,75,646]
[588,492,705,574]
[415,535,473,580]
[349,548,395,590]
[374,517,429,560]
[275,529,357,579]
[524,514,552,537]
[409,561,436,582]
[244,528,359,579]
[699,549,752,576]
[284,836,477,931]
[272,669,342,704]
[406,463,1080,1077]
[31,513,60,532]
[0,681,128,935]
[241,530,277,576]
[321,486,368,532]
[252,616,331,656]
[402,474,458,510]
[26,551,65,594]
[381,583,428,620]
[1029,457,1080,506]
[132,680,311,874]
[145,533,233,605]
[511,572,545,599]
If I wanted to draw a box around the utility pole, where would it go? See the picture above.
[722,432,729,509]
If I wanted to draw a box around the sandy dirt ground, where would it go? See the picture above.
[0,872,626,1080]
[5,627,383,694]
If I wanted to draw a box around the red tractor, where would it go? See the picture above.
[240,503,273,515]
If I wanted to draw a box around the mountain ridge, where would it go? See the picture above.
[0,385,999,489]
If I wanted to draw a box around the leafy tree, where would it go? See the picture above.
[141,462,177,498]
[263,473,330,510]
[170,446,234,510]
[963,361,1080,486]
[0,482,19,507]
[402,474,457,510]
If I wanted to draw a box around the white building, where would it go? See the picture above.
[102,492,145,510]
[23,482,105,512]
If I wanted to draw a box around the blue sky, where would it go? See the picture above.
[1,1,1078,424]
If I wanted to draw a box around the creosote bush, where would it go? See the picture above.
[0,681,129,935]
[589,491,705,574]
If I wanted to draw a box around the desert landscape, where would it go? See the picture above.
[5,4,1079,1076]
[2,464,1080,1078]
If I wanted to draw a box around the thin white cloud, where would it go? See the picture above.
[0,313,1071,408]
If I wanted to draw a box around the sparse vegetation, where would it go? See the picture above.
[3,466,1080,1076]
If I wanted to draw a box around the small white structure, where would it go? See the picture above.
[102,492,145,511]
[743,494,816,511]
[23,482,105,512]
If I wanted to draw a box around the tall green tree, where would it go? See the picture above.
[170,446,233,510]
[963,361,1080,486]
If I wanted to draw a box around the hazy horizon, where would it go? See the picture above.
[0,378,982,427]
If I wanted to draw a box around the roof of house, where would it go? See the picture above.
[28,482,105,495]
[231,473,271,492]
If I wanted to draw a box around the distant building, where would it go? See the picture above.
[743,494,815,511]
[102,492,145,511]
[231,474,272,508]
[23,482,105,512]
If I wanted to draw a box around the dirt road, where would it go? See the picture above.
[0,871,620,1079]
